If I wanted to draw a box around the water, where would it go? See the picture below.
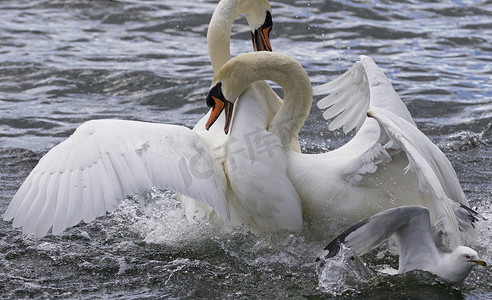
[0,0,491,298]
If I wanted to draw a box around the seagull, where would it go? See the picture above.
[316,205,487,283]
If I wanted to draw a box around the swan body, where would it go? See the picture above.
[208,52,476,247]
[180,0,303,230]
[300,56,470,246]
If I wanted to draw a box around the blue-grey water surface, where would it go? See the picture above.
[0,0,491,299]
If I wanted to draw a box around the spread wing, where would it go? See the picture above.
[314,56,472,248]
[367,108,465,247]
[314,55,415,134]
[317,206,440,269]
[3,119,229,238]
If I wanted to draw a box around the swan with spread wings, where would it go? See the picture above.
[3,0,305,238]
[4,2,477,245]
[204,51,476,247]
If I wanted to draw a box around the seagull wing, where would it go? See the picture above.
[317,205,440,272]
[3,119,229,238]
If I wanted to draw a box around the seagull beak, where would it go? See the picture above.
[471,259,488,267]
[205,96,234,134]
[252,11,273,52]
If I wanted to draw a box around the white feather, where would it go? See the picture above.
[3,119,230,237]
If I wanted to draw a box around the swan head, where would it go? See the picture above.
[205,51,310,135]
[208,0,273,73]
[441,246,487,283]
[250,10,272,51]
[205,82,234,134]
[239,0,273,51]
[205,51,270,134]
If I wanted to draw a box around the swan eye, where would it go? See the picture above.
[465,255,471,259]
[206,82,224,108]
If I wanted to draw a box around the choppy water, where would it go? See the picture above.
[0,0,491,299]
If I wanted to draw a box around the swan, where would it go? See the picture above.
[3,0,302,238]
[178,0,282,224]
[178,0,302,230]
[205,51,478,247]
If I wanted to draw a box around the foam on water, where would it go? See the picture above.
[316,246,375,296]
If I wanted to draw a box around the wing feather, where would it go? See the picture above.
[22,174,49,234]
[53,171,71,235]
[314,61,362,96]
[368,108,466,247]
[329,89,368,133]
[12,172,41,228]
[4,119,229,238]
[81,168,95,223]
[90,165,106,218]
[322,90,352,121]
[315,56,414,134]
[315,56,469,246]
[368,108,467,205]
[100,153,123,206]
[67,170,83,228]
[315,61,369,133]
[317,84,351,110]
[3,173,31,221]
[341,91,368,132]
[317,206,437,262]
[33,172,60,237]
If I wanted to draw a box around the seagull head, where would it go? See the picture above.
[443,246,487,283]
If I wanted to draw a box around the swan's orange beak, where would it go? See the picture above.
[252,11,273,52]
[206,82,234,134]
[205,96,234,134]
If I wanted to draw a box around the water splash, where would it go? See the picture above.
[316,245,375,296]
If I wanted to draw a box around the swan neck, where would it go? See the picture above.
[220,52,312,148]
[270,81,312,149]
[267,62,312,149]
[207,0,241,73]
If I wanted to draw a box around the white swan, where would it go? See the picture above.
[206,51,477,247]
[3,0,301,238]
[178,0,302,230]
